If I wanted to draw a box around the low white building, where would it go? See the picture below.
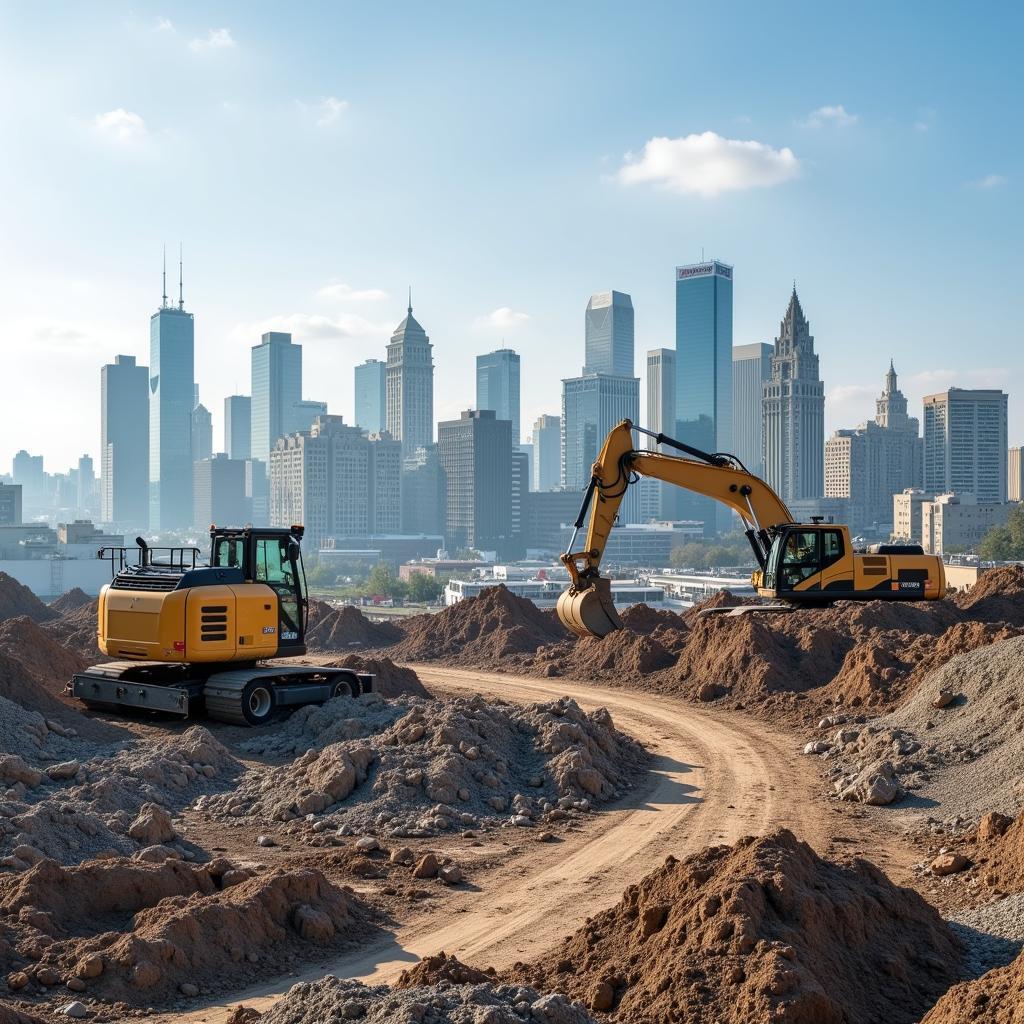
[443,576,666,609]
[921,493,1014,555]
[646,570,757,609]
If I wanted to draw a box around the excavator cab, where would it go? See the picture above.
[762,524,848,596]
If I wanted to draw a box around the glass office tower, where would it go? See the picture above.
[585,290,634,377]
[476,348,521,442]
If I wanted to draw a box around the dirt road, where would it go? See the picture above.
[178,666,833,1022]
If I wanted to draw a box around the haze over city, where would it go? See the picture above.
[1,1,1020,472]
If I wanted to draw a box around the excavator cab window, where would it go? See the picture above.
[254,535,303,648]
[780,530,821,589]
[213,538,245,569]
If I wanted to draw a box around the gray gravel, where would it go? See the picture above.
[949,893,1024,978]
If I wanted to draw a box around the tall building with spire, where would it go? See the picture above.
[825,362,923,532]
[386,294,434,457]
[149,247,195,530]
[762,288,825,503]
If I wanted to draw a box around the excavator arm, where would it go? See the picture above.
[557,420,794,637]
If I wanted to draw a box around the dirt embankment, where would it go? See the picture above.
[0,575,56,626]
[42,599,100,661]
[511,828,962,1024]
[47,588,92,615]
[921,947,1024,1023]
[305,604,403,652]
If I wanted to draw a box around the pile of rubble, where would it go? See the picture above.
[512,828,962,1024]
[200,693,646,837]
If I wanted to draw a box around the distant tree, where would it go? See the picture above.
[363,562,407,598]
[980,505,1024,560]
[406,572,443,603]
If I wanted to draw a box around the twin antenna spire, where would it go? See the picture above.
[161,243,184,310]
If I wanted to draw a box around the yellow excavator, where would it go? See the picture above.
[70,525,371,725]
[556,421,946,638]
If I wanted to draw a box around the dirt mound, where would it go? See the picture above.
[389,586,569,663]
[202,694,646,836]
[569,632,678,678]
[954,563,1024,623]
[512,828,961,1024]
[680,589,755,625]
[970,812,1024,894]
[41,600,99,660]
[324,655,430,699]
[0,650,73,721]
[620,604,687,636]
[305,605,402,651]
[0,616,87,691]
[256,975,596,1024]
[0,1004,43,1024]
[0,858,369,1007]
[815,635,1024,818]
[48,588,91,615]
[0,574,56,625]
[921,947,1024,1023]
[396,950,497,988]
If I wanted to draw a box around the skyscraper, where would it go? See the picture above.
[149,254,195,531]
[476,348,521,441]
[1010,447,1024,503]
[386,297,434,457]
[101,354,149,526]
[762,288,825,503]
[530,414,561,492]
[354,359,387,434]
[923,388,1008,502]
[191,403,213,463]
[675,260,733,532]
[401,444,446,540]
[561,374,640,523]
[645,348,677,519]
[224,395,251,461]
[731,343,772,477]
[437,410,513,555]
[194,454,247,529]
[250,331,302,466]
[585,291,634,376]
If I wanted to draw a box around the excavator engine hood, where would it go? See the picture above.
[557,576,624,639]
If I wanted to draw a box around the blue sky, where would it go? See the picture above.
[1,1,1020,473]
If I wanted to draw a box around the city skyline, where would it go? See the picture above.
[1,3,1020,472]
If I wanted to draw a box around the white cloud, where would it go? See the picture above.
[803,104,859,128]
[189,28,236,52]
[230,312,389,344]
[616,132,799,197]
[825,384,878,427]
[316,97,349,127]
[473,307,531,329]
[967,174,1008,190]
[93,108,147,143]
[317,282,388,303]
[155,16,174,32]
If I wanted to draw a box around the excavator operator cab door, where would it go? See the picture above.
[768,526,846,594]
[252,534,305,650]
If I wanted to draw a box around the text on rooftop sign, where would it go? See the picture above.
[677,262,732,280]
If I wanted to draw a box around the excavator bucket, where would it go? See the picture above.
[557,576,624,638]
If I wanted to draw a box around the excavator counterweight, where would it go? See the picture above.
[557,421,946,639]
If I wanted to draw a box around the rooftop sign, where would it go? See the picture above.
[676,261,733,281]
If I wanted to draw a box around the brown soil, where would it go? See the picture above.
[388,586,569,663]
[0,648,74,720]
[969,812,1024,893]
[953,563,1024,622]
[510,828,961,1024]
[305,605,402,651]
[42,600,100,660]
[48,588,92,615]
[322,654,430,699]
[0,857,371,1006]
[0,574,56,625]
[395,950,497,988]
[0,616,87,692]
[921,948,1024,1023]
[0,1004,43,1024]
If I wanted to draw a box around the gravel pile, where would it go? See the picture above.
[200,693,646,837]
[248,975,597,1024]
[803,635,1024,819]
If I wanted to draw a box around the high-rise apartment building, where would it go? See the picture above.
[224,396,251,461]
[923,389,1008,503]
[585,291,634,376]
[269,416,402,550]
[437,410,513,555]
[510,448,529,557]
[921,493,1012,555]
[11,451,44,508]
[149,262,195,531]
[1010,447,1024,503]
[762,288,824,504]
[386,299,434,457]
[675,260,733,532]
[194,454,247,529]
[354,359,387,434]
[476,348,521,441]
[893,489,934,543]
[0,484,22,526]
[251,331,302,466]
[100,354,149,527]
[530,414,561,492]
[645,348,677,519]
[561,374,640,523]
[732,343,772,477]
[401,444,446,540]
[191,403,213,463]
[824,363,923,531]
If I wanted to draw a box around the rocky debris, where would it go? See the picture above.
[0,693,85,765]
[921,946,1024,1023]
[511,828,962,1024]
[968,811,1024,894]
[0,858,370,1006]
[396,951,496,988]
[388,586,569,663]
[324,656,430,699]
[837,759,906,806]
[305,604,403,652]
[811,635,1024,821]
[48,590,92,616]
[200,694,645,837]
[0,575,57,625]
[251,975,597,1024]
[931,853,969,876]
